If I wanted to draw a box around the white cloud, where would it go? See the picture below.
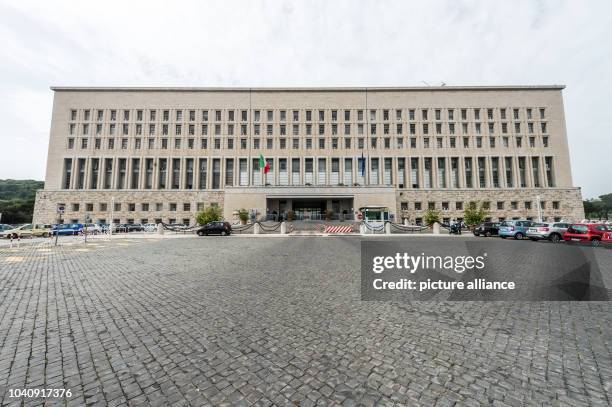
[0,0,610,197]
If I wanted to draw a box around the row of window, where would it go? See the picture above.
[400,200,560,211]
[68,135,551,151]
[68,120,549,137]
[61,155,556,191]
[64,199,560,214]
[69,107,547,123]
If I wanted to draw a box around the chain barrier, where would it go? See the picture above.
[389,222,429,233]
[257,222,282,232]
[361,221,386,232]
[232,223,255,234]
[161,223,200,233]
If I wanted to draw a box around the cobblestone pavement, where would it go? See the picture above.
[0,237,610,406]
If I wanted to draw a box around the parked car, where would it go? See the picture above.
[563,224,609,246]
[473,222,500,237]
[52,223,84,236]
[196,221,232,236]
[602,230,612,245]
[143,223,158,232]
[0,224,15,237]
[498,220,534,240]
[112,224,128,233]
[126,223,145,232]
[4,223,52,239]
[526,222,569,243]
[83,223,102,235]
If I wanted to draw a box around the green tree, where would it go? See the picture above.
[0,179,44,224]
[599,193,612,219]
[463,201,489,229]
[424,208,441,226]
[196,206,222,225]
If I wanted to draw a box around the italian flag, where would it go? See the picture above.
[259,154,270,174]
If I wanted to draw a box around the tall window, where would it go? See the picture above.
[491,157,500,188]
[103,159,113,189]
[185,159,194,189]
[199,158,207,189]
[477,157,486,188]
[437,158,446,188]
[532,157,541,187]
[63,158,72,189]
[131,158,140,189]
[158,158,167,189]
[423,158,432,188]
[117,159,127,190]
[212,159,221,189]
[464,158,473,188]
[145,159,154,189]
[411,158,419,188]
[76,159,86,189]
[518,157,526,187]
[545,157,555,187]
[225,159,234,186]
[505,157,514,187]
[172,159,181,189]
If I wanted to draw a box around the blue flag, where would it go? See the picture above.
[360,152,366,177]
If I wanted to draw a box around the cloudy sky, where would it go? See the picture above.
[0,0,610,198]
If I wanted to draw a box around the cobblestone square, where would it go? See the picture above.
[0,237,610,406]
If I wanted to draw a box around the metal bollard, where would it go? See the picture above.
[385,222,391,235]
[254,223,261,235]
[157,223,164,235]
[280,222,287,234]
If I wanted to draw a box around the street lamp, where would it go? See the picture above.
[109,196,115,238]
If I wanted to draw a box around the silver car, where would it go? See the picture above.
[526,222,569,243]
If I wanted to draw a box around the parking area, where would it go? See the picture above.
[0,236,611,406]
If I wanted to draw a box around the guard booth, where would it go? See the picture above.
[359,206,390,234]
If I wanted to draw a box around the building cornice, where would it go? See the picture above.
[49,85,566,92]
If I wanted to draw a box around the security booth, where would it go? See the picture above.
[359,206,389,234]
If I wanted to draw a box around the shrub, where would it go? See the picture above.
[196,206,222,225]
[463,201,489,228]
[424,208,441,226]
[237,209,249,222]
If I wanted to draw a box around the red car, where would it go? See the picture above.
[563,224,609,247]
[603,231,612,246]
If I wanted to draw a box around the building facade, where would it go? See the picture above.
[33,86,584,225]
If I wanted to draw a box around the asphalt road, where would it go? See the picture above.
[0,236,610,406]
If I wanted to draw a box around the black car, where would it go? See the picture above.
[126,223,144,232]
[197,222,232,236]
[473,222,500,237]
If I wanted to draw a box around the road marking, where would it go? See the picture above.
[5,257,24,262]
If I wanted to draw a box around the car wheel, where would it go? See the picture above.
[515,232,524,240]
[43,232,49,238]
[485,231,491,237]
[592,239,601,247]
[221,231,226,236]
[197,231,204,236]
[12,233,18,239]
[550,234,561,243]
[473,232,479,237]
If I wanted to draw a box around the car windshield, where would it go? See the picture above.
[532,223,547,227]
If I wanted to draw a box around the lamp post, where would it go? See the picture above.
[109,196,115,238]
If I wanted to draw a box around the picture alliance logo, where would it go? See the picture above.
[372,252,488,274]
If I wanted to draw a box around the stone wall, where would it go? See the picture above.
[395,187,584,223]
[33,190,224,225]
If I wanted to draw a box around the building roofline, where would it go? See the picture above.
[49,85,566,92]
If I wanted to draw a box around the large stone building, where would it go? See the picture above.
[33,86,584,225]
